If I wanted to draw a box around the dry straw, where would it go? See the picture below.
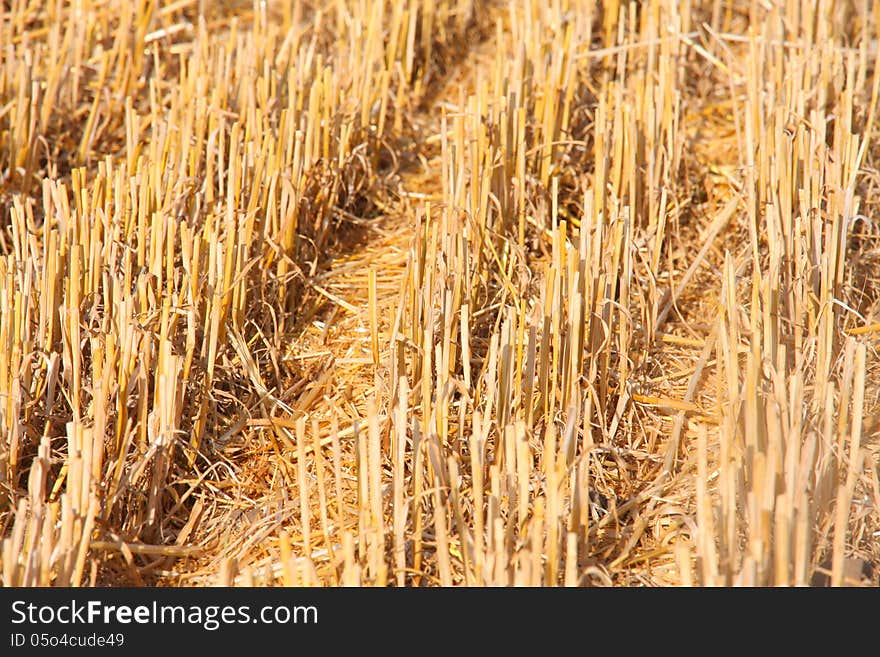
[1,0,878,587]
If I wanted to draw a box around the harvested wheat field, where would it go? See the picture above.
[1,0,879,588]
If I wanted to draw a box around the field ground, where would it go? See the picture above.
[1,0,879,586]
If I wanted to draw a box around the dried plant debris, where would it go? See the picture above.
[1,0,878,587]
